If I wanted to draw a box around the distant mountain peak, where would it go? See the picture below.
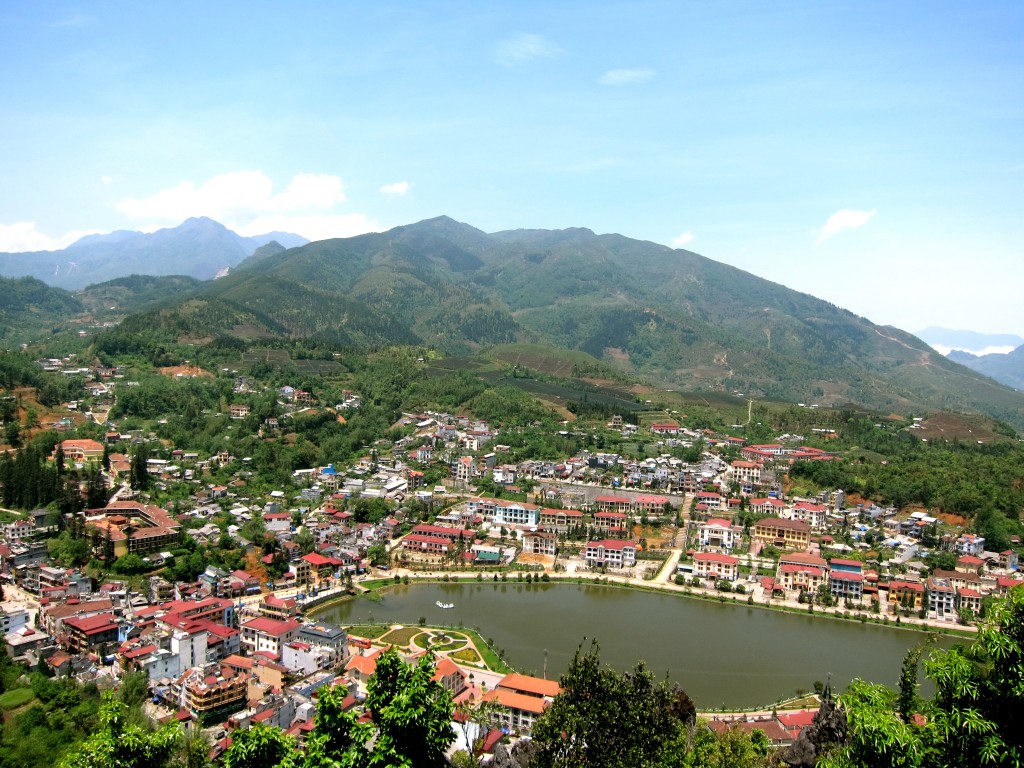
[0,217,306,289]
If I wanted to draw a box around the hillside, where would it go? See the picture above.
[0,218,308,289]
[0,276,83,342]
[949,346,1024,392]
[92,216,1024,430]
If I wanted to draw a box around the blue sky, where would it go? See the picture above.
[1,1,1022,336]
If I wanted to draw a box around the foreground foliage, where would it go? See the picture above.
[822,585,1024,768]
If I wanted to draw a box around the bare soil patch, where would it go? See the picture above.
[158,365,213,379]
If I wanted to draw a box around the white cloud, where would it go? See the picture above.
[100,175,113,185]
[598,68,655,86]
[380,181,411,196]
[930,343,1017,357]
[493,34,562,67]
[114,171,376,241]
[671,232,694,247]
[0,222,101,252]
[813,208,876,244]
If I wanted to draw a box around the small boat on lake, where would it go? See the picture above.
[435,600,454,609]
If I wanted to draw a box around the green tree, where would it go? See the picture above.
[363,648,454,768]
[822,587,1024,767]
[129,446,150,491]
[222,723,294,768]
[531,641,692,768]
[58,691,179,768]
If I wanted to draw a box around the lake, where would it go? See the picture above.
[312,581,955,708]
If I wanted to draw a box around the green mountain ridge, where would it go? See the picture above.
[62,216,1024,430]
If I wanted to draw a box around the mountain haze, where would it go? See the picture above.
[948,346,1024,392]
[121,216,1024,429]
[0,218,308,289]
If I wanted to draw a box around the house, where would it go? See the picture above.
[956,588,982,617]
[229,404,250,419]
[259,594,300,620]
[488,499,540,528]
[789,501,829,529]
[264,511,292,533]
[955,555,984,575]
[951,534,985,557]
[583,539,637,569]
[729,460,762,487]
[60,612,121,652]
[692,552,739,582]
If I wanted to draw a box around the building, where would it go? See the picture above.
[752,517,811,549]
[583,539,637,569]
[481,673,560,735]
[828,571,864,602]
[241,617,302,657]
[692,552,739,582]
[522,530,557,556]
[926,576,957,620]
[593,496,632,514]
[85,500,182,557]
[538,508,583,533]
[54,439,105,464]
[888,580,925,611]
[698,518,741,551]
[593,511,629,532]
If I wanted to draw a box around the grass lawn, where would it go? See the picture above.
[346,624,391,639]
[380,626,423,647]
[450,648,482,664]
[0,688,35,711]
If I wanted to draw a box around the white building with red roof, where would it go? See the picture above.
[698,518,742,551]
[788,500,830,529]
[241,617,302,658]
[693,552,739,581]
[583,539,637,569]
[593,510,629,532]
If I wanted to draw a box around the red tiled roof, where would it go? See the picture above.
[694,552,739,564]
[243,617,301,637]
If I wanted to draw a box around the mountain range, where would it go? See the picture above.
[0,217,308,289]
[3,216,1024,431]
[947,347,1024,392]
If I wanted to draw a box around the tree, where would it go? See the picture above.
[222,723,295,768]
[367,542,389,568]
[822,587,1024,768]
[531,641,692,768]
[364,648,455,768]
[59,690,180,768]
[219,650,454,768]
[120,670,151,709]
[129,446,150,491]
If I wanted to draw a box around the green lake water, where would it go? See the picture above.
[312,581,955,708]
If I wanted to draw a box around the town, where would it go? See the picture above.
[0,350,1021,764]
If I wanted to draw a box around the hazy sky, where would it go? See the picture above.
[1,2,1022,336]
